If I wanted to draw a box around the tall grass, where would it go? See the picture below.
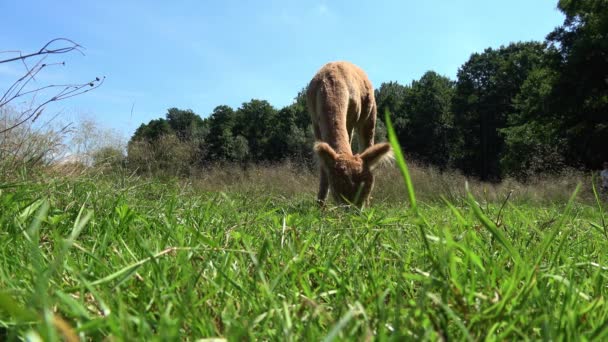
[177,160,599,206]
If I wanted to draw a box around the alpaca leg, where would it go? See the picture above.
[358,113,376,152]
[317,168,329,206]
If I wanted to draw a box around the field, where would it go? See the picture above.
[1,148,608,340]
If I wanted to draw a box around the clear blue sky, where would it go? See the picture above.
[1,0,564,140]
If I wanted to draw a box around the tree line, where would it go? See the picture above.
[127,0,607,181]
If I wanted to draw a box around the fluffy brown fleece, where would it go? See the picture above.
[307,61,392,207]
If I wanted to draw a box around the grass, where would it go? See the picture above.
[1,128,608,340]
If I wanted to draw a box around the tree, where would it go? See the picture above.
[500,67,566,177]
[545,0,608,168]
[374,119,388,143]
[452,42,548,180]
[375,81,409,142]
[402,71,455,168]
[131,118,172,143]
[376,75,454,168]
[231,135,250,162]
[287,88,315,163]
[267,105,312,162]
[267,106,297,160]
[165,108,206,141]
[205,105,239,161]
[130,108,207,145]
[70,116,125,166]
[233,99,278,162]
[127,107,208,174]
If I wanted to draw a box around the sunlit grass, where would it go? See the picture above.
[1,120,607,339]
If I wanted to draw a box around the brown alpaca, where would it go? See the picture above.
[307,61,392,207]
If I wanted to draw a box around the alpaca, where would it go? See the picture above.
[307,61,392,207]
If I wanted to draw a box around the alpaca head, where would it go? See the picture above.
[314,142,392,207]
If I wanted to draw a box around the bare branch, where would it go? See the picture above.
[0,76,105,134]
[0,57,53,105]
[0,38,84,64]
[0,38,103,134]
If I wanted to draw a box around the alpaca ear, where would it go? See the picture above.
[314,142,337,168]
[360,143,393,170]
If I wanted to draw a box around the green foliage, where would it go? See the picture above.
[205,105,240,161]
[128,108,210,175]
[128,92,314,172]
[233,99,278,162]
[500,122,566,178]
[131,118,172,143]
[165,107,207,141]
[376,73,455,169]
[268,106,310,161]
[92,146,126,169]
[452,42,548,180]
[127,134,199,176]
[403,71,455,168]
[546,0,608,167]
[375,81,409,140]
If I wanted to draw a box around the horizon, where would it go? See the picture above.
[1,1,564,141]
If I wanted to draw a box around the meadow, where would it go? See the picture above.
[1,138,608,340]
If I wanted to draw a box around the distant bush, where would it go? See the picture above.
[0,107,69,178]
[92,146,126,170]
[127,134,199,177]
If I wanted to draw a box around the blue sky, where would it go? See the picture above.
[1,0,564,140]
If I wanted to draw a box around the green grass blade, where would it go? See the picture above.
[0,291,38,321]
[441,195,468,227]
[467,191,522,265]
[322,303,364,342]
[89,247,177,286]
[534,183,581,269]
[384,109,417,212]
